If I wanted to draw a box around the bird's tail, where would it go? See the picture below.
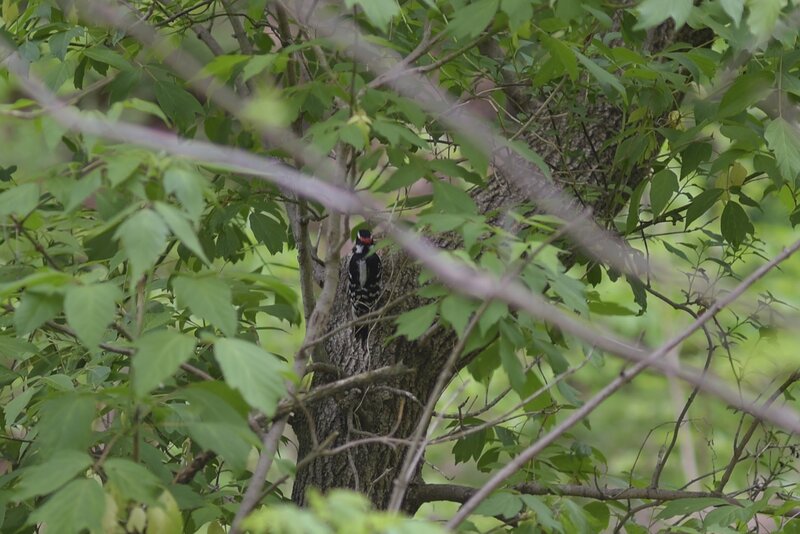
[355,324,368,346]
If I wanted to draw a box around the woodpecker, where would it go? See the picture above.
[348,229,382,344]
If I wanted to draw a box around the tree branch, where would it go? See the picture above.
[410,482,735,510]
[646,285,716,489]
[265,364,414,421]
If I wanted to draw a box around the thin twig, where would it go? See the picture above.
[11,216,59,269]
[716,371,800,493]
[262,365,414,422]
[647,286,716,488]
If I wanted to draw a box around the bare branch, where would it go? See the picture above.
[412,482,736,510]
[173,450,217,484]
[270,364,415,420]
[388,299,492,511]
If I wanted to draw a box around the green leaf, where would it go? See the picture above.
[83,46,131,71]
[242,55,276,82]
[721,0,744,26]
[478,299,508,336]
[625,180,647,233]
[718,71,773,118]
[684,188,723,228]
[200,54,250,81]
[4,385,39,425]
[133,330,197,397]
[164,167,205,222]
[563,500,591,532]
[474,491,523,519]
[49,28,83,61]
[64,283,121,351]
[0,270,71,300]
[453,132,490,175]
[105,153,141,187]
[43,58,74,91]
[440,294,475,335]
[173,276,237,337]
[656,497,730,519]
[15,291,62,336]
[520,495,563,533]
[547,269,588,315]
[703,505,753,527]
[506,138,552,179]
[64,170,102,213]
[589,300,636,316]
[501,0,533,30]
[662,241,691,263]
[431,181,478,215]
[177,385,259,471]
[514,371,553,411]
[36,394,95,454]
[344,0,400,30]
[468,341,500,382]
[575,52,626,102]
[649,169,678,217]
[114,209,170,283]
[540,33,578,80]
[680,141,712,178]
[14,451,93,501]
[499,334,525,391]
[214,338,287,416]
[765,118,800,182]
[720,201,753,247]
[626,275,648,315]
[146,490,184,534]
[377,160,426,192]
[448,0,499,39]
[0,183,39,218]
[154,81,203,128]
[249,212,286,255]
[746,0,783,41]
[429,158,482,185]
[118,97,169,125]
[372,120,427,149]
[791,207,800,227]
[634,0,693,29]
[154,202,210,265]
[28,479,105,534]
[452,425,491,464]
[104,458,161,504]
[0,336,39,360]
[585,501,611,530]
[395,303,438,341]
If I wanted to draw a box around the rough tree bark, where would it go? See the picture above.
[289,13,711,511]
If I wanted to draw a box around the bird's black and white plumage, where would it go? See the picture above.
[347,229,382,344]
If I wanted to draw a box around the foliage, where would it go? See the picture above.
[0,0,798,533]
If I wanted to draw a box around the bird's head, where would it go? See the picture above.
[356,228,374,245]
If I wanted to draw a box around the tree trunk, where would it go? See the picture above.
[291,258,456,509]
[289,16,709,510]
